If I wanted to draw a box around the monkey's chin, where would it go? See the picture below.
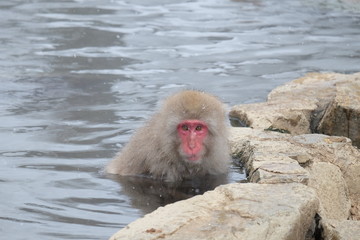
[179,149,203,163]
[186,154,202,163]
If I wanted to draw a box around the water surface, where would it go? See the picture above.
[1,0,360,239]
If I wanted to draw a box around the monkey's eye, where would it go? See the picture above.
[181,125,189,131]
[195,125,202,131]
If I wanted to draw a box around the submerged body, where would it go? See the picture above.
[106,90,229,182]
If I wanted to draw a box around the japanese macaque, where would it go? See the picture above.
[106,90,230,182]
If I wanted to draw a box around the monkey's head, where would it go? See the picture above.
[160,90,227,164]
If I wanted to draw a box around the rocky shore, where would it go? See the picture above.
[110,72,360,240]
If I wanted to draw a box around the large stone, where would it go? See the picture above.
[324,220,360,240]
[229,72,360,147]
[229,127,359,220]
[230,128,310,185]
[109,183,319,240]
[317,80,360,147]
[307,162,350,220]
[291,133,360,220]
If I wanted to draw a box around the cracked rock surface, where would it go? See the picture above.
[230,72,360,147]
[229,127,360,221]
[110,183,318,240]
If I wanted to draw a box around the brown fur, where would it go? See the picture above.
[106,90,229,181]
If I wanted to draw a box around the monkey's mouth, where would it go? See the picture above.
[187,154,201,162]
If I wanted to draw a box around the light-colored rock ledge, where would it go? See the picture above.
[229,72,360,147]
[110,183,319,240]
[110,73,360,240]
[229,128,360,239]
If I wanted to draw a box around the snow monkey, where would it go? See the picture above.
[106,90,229,182]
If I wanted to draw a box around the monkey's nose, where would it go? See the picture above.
[188,140,196,149]
[188,133,197,149]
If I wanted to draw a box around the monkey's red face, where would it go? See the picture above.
[177,120,208,162]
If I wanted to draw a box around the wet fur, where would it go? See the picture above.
[106,90,229,182]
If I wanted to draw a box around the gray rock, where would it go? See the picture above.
[324,219,360,240]
[307,162,350,220]
[229,127,359,221]
[109,183,319,240]
[229,127,360,239]
[318,80,360,147]
[229,72,360,148]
